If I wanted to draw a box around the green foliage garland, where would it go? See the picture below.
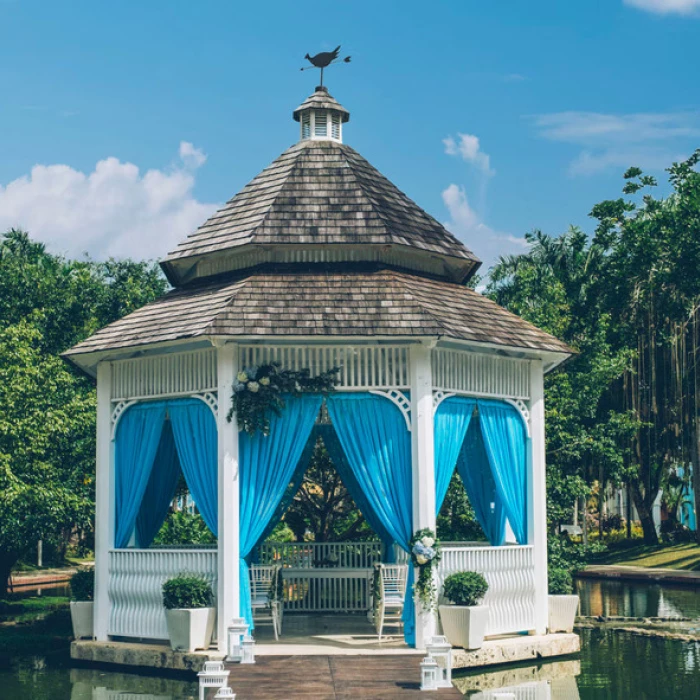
[227,362,339,436]
[162,574,213,610]
[410,528,441,611]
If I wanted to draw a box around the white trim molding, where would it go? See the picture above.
[369,389,412,431]
[504,398,531,438]
[432,390,456,413]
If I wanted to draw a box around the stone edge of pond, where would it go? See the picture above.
[575,618,700,643]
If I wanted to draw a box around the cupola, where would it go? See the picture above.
[293,86,350,143]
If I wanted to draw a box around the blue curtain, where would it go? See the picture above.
[458,419,507,545]
[239,394,323,628]
[135,420,181,547]
[168,399,219,536]
[434,396,477,511]
[326,393,415,646]
[114,401,167,548]
[478,400,528,544]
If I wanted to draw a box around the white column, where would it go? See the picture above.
[528,360,549,635]
[94,361,113,641]
[217,342,240,651]
[409,342,437,649]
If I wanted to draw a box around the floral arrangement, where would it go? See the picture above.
[410,528,441,611]
[227,362,339,436]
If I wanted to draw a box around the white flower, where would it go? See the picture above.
[295,382,302,392]
[247,381,260,393]
[260,376,270,386]
[415,554,428,565]
[421,536,435,548]
[237,371,248,383]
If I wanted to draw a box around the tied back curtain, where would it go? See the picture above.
[114,401,168,548]
[326,393,415,646]
[434,396,477,511]
[457,419,507,546]
[135,421,181,548]
[239,394,323,628]
[168,399,219,536]
[478,400,528,544]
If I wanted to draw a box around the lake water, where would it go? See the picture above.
[3,580,700,699]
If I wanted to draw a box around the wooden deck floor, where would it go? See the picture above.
[224,655,463,699]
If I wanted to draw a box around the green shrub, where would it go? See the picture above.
[548,567,574,595]
[162,574,212,610]
[153,510,216,546]
[442,571,488,606]
[70,568,94,602]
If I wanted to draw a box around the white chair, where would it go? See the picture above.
[249,564,283,640]
[372,563,408,641]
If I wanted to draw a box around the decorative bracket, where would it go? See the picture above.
[504,398,531,437]
[110,399,138,439]
[192,391,219,419]
[369,389,412,432]
[432,390,456,414]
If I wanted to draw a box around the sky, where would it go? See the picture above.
[0,0,698,274]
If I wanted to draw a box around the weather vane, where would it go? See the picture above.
[300,45,351,88]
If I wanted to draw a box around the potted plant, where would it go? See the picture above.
[439,571,489,649]
[162,574,215,652]
[548,568,579,633]
[70,568,94,639]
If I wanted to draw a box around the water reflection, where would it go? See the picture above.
[454,659,581,698]
[69,669,197,700]
[577,578,700,618]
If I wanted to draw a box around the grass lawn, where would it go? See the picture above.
[590,542,700,571]
[0,595,72,656]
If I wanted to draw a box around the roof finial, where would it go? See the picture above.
[300,45,351,87]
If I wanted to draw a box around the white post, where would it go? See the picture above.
[529,360,549,635]
[409,342,437,649]
[217,343,240,651]
[94,361,113,641]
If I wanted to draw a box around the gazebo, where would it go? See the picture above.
[64,83,571,653]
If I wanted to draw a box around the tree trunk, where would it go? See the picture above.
[693,418,700,546]
[0,552,19,598]
[630,481,659,544]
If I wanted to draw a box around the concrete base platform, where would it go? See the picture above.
[71,640,225,673]
[452,633,580,669]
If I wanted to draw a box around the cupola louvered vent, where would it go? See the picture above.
[301,112,311,139]
[331,113,341,140]
[314,111,328,137]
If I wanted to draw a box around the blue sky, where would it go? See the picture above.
[0,0,698,273]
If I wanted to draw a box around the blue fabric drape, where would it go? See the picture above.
[458,419,507,545]
[434,397,477,511]
[326,393,415,646]
[239,394,323,628]
[168,399,219,536]
[114,401,167,548]
[135,420,181,547]
[478,400,528,544]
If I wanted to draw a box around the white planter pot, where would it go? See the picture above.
[439,604,489,650]
[165,607,216,652]
[548,594,579,633]
[70,601,94,639]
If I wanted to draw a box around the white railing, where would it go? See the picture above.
[437,544,536,636]
[257,541,384,569]
[239,345,410,390]
[282,568,373,613]
[432,348,530,400]
[111,349,217,401]
[108,548,217,640]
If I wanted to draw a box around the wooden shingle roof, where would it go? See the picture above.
[64,268,572,359]
[293,86,350,122]
[161,140,480,285]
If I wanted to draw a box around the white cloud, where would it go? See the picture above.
[0,142,218,260]
[442,184,526,272]
[624,0,700,15]
[531,110,700,176]
[443,133,495,177]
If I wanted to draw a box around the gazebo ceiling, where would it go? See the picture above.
[64,267,572,361]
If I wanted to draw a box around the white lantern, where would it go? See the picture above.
[420,655,439,691]
[197,661,230,700]
[226,618,250,662]
[426,635,452,688]
[214,688,236,699]
[241,634,256,665]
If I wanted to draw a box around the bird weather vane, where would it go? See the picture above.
[300,46,351,87]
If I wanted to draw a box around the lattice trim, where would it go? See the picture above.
[369,389,411,431]
[432,390,456,413]
[504,398,531,437]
